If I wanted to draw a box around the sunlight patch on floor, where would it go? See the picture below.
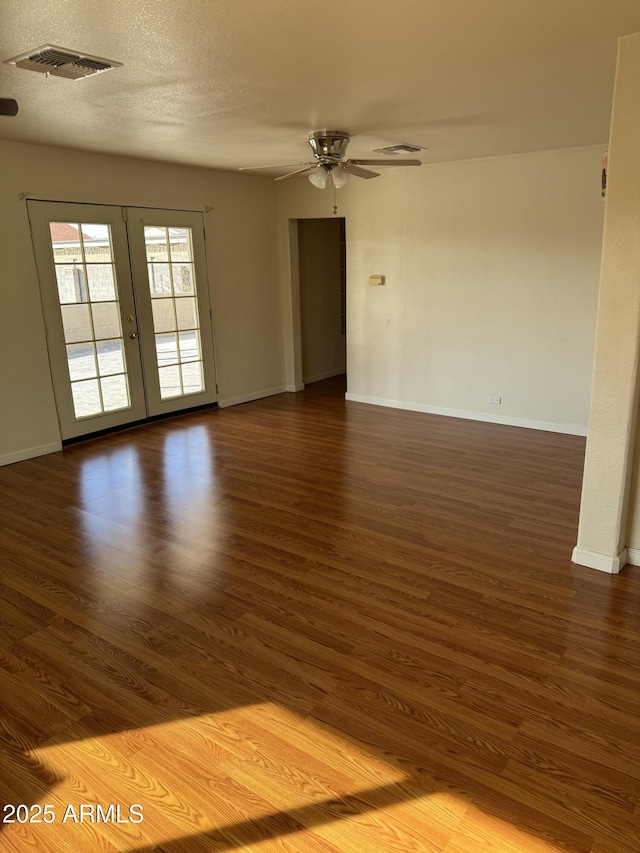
[5,702,568,852]
[8,702,405,850]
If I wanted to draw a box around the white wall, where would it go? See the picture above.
[0,140,282,464]
[278,145,605,434]
[298,218,346,384]
[569,32,640,572]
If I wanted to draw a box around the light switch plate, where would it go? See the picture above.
[369,275,385,286]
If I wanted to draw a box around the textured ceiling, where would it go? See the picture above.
[1,1,640,173]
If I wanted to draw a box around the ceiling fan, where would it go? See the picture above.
[239,130,422,188]
[0,98,18,116]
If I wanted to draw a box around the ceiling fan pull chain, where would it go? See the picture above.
[333,183,338,216]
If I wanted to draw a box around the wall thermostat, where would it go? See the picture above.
[369,275,385,286]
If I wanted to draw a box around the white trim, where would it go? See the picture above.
[0,441,62,467]
[287,383,305,392]
[626,548,640,567]
[303,368,346,384]
[344,394,587,436]
[218,386,289,408]
[571,546,627,574]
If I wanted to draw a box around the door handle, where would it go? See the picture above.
[129,331,139,339]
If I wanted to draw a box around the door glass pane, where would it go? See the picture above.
[96,340,125,376]
[173,264,194,295]
[91,302,122,340]
[169,228,191,262]
[151,298,176,333]
[181,362,203,394]
[143,225,206,400]
[49,222,132,419]
[67,343,98,380]
[71,379,102,418]
[82,224,112,262]
[145,227,168,261]
[50,223,83,263]
[61,304,92,343]
[55,265,88,304]
[178,330,200,362]
[156,333,179,366]
[148,263,172,296]
[87,265,116,301]
[101,375,130,411]
[175,297,198,330]
[158,365,182,399]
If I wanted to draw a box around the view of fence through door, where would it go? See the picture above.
[29,201,217,440]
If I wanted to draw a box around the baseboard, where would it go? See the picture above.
[218,386,289,408]
[286,384,305,392]
[303,368,346,384]
[0,441,62,467]
[571,546,627,574]
[626,548,640,567]
[344,394,587,436]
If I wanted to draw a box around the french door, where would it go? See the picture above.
[29,202,217,439]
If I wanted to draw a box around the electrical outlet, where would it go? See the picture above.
[488,396,502,405]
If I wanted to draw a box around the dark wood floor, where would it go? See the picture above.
[1,376,640,852]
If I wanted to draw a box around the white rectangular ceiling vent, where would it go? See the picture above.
[372,144,425,155]
[4,45,122,80]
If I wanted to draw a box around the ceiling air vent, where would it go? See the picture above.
[4,45,122,80]
[372,143,425,155]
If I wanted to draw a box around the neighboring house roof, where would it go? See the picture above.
[50,223,92,242]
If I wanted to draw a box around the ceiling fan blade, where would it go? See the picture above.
[239,162,312,171]
[274,166,319,181]
[0,98,18,116]
[344,164,380,179]
[349,159,422,167]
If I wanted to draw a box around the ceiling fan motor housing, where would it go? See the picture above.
[308,131,350,161]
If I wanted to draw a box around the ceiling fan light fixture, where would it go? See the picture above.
[308,165,328,188]
[331,165,349,188]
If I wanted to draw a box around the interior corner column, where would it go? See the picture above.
[572,32,640,574]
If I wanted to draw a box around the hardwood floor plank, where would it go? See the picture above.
[507,732,640,810]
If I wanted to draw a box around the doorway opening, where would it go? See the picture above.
[296,218,346,387]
